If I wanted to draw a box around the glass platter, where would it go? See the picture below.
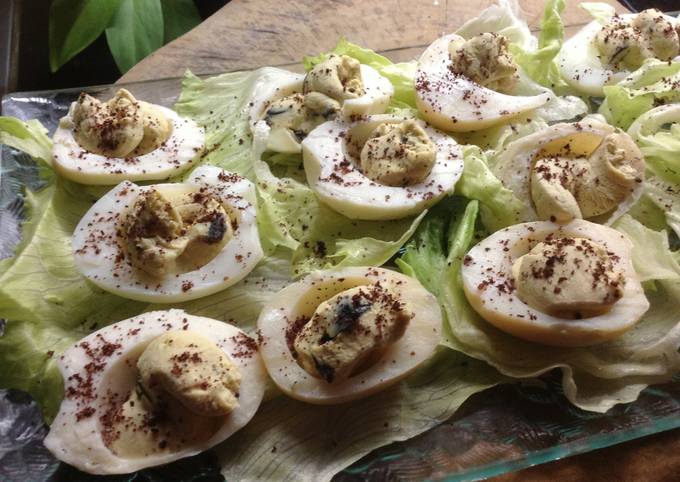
[2,69,680,481]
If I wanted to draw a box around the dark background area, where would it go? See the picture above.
[0,0,678,95]
[1,0,229,96]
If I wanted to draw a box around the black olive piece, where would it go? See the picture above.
[205,213,227,244]
[321,108,338,119]
[331,297,372,337]
[313,356,335,383]
[265,105,291,117]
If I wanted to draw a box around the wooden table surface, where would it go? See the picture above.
[119,0,680,480]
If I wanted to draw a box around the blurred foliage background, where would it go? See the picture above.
[3,0,228,94]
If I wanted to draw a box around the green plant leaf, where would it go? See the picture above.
[105,0,164,74]
[48,0,122,72]
[161,0,202,43]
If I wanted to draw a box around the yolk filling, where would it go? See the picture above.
[119,187,232,279]
[101,331,240,458]
[512,236,626,319]
[291,282,413,383]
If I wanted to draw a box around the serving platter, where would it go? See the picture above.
[3,64,680,480]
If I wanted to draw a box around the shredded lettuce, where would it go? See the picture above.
[398,202,680,413]
[600,60,680,129]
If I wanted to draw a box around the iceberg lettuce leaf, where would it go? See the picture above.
[614,214,680,283]
[455,145,523,232]
[219,348,501,482]
[600,60,680,129]
[510,0,570,92]
[580,2,616,24]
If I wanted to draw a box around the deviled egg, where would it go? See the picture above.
[72,165,263,302]
[249,56,393,154]
[302,114,464,220]
[415,32,550,132]
[461,220,649,347]
[558,9,680,96]
[53,89,205,184]
[44,310,266,474]
[494,119,645,224]
[258,267,441,404]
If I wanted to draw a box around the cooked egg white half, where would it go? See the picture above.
[415,33,550,132]
[53,102,204,185]
[558,11,680,97]
[44,310,266,474]
[494,118,645,225]
[248,62,393,154]
[72,165,263,302]
[302,114,464,220]
[461,219,649,347]
[248,68,306,153]
[258,267,441,404]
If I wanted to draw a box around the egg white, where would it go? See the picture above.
[558,13,680,97]
[257,267,441,404]
[302,114,464,220]
[53,104,205,185]
[415,33,550,132]
[43,310,266,474]
[493,119,644,225]
[248,65,393,154]
[72,165,263,303]
[461,219,649,347]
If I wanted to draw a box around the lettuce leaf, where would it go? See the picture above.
[600,60,680,129]
[0,117,53,167]
[455,145,523,232]
[175,70,261,178]
[510,0,569,92]
[398,200,680,413]
[456,0,536,50]
[614,215,680,283]
[580,2,616,24]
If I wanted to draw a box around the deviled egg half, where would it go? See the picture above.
[415,32,550,132]
[494,119,645,225]
[53,89,204,184]
[258,267,441,403]
[559,9,680,96]
[461,220,649,347]
[249,55,394,154]
[72,165,263,302]
[302,114,464,220]
[44,310,267,474]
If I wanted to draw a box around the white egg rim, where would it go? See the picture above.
[414,32,550,132]
[52,104,205,185]
[461,219,649,346]
[44,310,267,475]
[72,165,263,303]
[301,114,464,220]
[494,120,645,225]
[257,266,442,404]
[628,103,680,140]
